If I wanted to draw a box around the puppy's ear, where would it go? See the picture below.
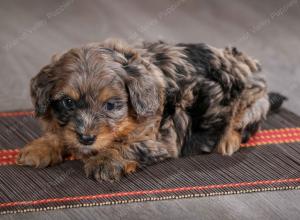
[120,55,163,118]
[30,62,58,117]
[105,39,164,118]
[125,65,161,117]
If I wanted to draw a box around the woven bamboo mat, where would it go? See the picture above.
[0,109,299,215]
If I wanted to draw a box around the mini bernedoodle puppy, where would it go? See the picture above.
[17,39,286,181]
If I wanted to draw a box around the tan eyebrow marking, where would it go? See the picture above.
[53,85,80,100]
[98,86,126,103]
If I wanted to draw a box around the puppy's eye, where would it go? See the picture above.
[105,102,115,111]
[103,99,123,111]
[62,97,75,110]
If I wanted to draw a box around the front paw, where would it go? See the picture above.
[17,143,62,168]
[217,130,241,156]
[84,154,137,182]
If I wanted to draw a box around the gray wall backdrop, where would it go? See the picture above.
[0,0,299,113]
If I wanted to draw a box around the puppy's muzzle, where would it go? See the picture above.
[77,133,96,145]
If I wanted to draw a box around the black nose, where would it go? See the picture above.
[77,133,96,145]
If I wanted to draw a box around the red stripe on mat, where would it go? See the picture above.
[0,159,15,165]
[0,177,299,208]
[241,137,300,147]
[0,111,34,117]
[254,128,300,136]
[1,127,300,165]
[0,149,19,156]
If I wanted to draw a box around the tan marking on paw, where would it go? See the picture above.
[17,134,63,168]
[217,130,241,156]
[84,149,138,182]
[17,143,62,168]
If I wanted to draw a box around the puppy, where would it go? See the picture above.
[17,39,285,181]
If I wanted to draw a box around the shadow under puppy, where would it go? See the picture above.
[17,39,286,181]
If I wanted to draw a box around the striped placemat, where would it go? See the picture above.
[0,109,299,215]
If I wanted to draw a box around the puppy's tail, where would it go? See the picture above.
[268,92,287,112]
[241,92,287,143]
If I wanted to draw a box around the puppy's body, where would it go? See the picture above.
[142,42,269,157]
[18,39,277,181]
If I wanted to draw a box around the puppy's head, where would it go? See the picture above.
[30,40,165,152]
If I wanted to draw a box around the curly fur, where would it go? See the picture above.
[17,39,281,181]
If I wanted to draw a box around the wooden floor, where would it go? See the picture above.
[0,0,299,219]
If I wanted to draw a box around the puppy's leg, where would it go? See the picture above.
[84,139,175,182]
[217,102,244,156]
[217,96,269,155]
[217,126,242,156]
[84,148,138,182]
[17,133,65,168]
[217,72,269,155]
[240,95,270,143]
[84,133,177,182]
